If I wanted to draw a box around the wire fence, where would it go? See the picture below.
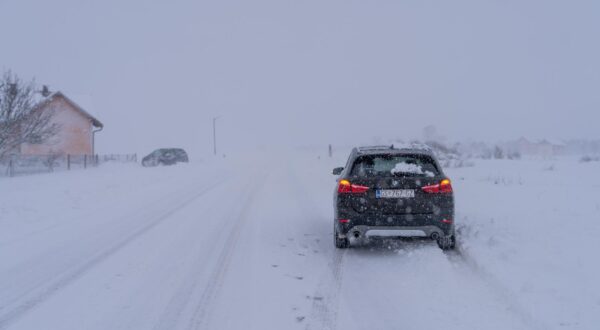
[0,153,137,177]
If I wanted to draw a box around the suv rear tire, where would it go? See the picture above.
[334,229,349,249]
[436,235,456,250]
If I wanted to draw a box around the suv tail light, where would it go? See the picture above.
[421,179,453,194]
[338,179,370,194]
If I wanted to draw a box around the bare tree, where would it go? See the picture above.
[493,145,504,159]
[0,71,59,157]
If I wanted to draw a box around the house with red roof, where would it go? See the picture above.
[19,91,103,156]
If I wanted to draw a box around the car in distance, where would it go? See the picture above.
[332,145,455,250]
[141,148,189,167]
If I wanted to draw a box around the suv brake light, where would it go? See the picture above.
[338,180,370,194]
[421,179,453,194]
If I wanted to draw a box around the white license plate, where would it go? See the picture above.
[376,189,415,198]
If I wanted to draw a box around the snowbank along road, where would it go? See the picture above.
[0,152,598,330]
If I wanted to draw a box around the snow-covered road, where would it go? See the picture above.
[1,152,598,329]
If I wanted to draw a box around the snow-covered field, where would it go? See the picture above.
[0,152,599,330]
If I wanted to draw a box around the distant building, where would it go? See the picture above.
[510,137,536,156]
[508,137,565,158]
[538,139,566,157]
[20,91,103,155]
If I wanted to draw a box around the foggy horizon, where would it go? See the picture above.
[1,0,598,156]
[2,2,600,329]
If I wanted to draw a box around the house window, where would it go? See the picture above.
[29,135,43,144]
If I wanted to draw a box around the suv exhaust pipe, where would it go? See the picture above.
[353,231,361,239]
[430,232,440,240]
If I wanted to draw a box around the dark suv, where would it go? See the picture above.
[332,145,455,250]
[141,148,189,167]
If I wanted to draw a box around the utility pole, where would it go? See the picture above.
[212,116,220,156]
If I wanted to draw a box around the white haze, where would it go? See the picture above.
[1,0,599,157]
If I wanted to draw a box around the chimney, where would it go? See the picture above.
[41,85,51,97]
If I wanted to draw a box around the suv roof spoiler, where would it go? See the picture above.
[357,145,395,151]
[354,143,434,154]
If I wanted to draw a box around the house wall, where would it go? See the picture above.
[513,139,563,158]
[20,97,93,155]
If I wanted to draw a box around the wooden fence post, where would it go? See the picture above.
[9,159,13,177]
[84,155,87,169]
[67,154,71,170]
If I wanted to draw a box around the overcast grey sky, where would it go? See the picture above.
[1,0,598,156]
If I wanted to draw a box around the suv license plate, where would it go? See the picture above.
[376,189,415,199]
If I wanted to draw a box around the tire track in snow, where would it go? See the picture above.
[445,242,548,330]
[151,174,258,330]
[0,178,227,330]
[0,168,206,250]
[185,172,269,330]
[284,160,347,330]
[305,249,345,330]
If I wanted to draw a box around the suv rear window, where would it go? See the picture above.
[350,154,439,178]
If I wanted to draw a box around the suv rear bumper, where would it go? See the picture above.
[338,225,451,240]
